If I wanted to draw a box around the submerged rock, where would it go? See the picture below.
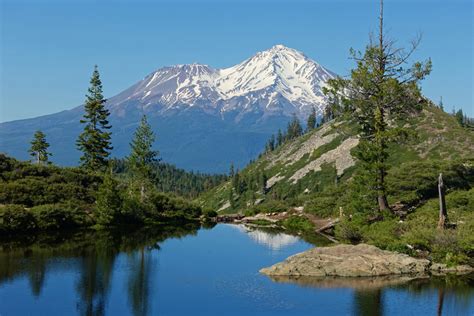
[260,244,430,277]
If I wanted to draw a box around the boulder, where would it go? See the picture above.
[260,244,430,277]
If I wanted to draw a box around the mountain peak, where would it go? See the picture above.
[111,46,335,118]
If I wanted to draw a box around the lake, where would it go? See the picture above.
[0,223,473,315]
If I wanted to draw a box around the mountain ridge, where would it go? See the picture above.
[0,45,335,172]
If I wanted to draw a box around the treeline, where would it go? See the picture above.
[432,98,473,128]
[263,108,319,154]
[111,158,227,198]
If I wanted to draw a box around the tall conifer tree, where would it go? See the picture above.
[29,130,51,164]
[128,115,159,200]
[323,0,432,212]
[76,65,112,170]
[307,107,317,131]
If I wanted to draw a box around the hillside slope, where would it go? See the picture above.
[198,104,474,215]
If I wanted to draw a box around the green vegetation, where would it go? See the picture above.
[196,1,474,266]
[28,130,51,164]
[323,3,432,212]
[0,154,204,234]
[198,92,474,266]
[76,65,113,170]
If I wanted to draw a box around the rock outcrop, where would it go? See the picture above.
[260,244,431,277]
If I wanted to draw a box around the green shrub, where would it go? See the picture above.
[335,217,363,244]
[361,219,404,250]
[95,173,122,225]
[30,204,84,230]
[281,216,314,232]
[203,210,218,218]
[0,205,37,234]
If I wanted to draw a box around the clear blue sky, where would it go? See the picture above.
[1,0,472,122]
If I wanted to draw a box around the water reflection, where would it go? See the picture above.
[0,224,201,316]
[230,224,300,250]
[266,273,474,316]
[0,224,472,316]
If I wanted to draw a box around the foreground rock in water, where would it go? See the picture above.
[260,244,431,277]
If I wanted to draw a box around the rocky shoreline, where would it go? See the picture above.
[260,243,473,278]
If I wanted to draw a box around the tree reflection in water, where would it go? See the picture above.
[0,223,202,316]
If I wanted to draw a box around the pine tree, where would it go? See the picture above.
[76,65,113,171]
[455,109,464,126]
[229,163,235,177]
[323,0,431,212]
[96,171,122,225]
[277,129,284,147]
[29,130,52,164]
[259,171,268,195]
[438,96,444,111]
[307,107,317,132]
[128,115,159,200]
[266,135,275,152]
[287,114,303,140]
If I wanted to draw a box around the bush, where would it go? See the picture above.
[95,173,122,225]
[30,204,84,231]
[203,210,218,218]
[281,216,314,232]
[335,217,363,244]
[0,205,37,234]
[361,219,404,250]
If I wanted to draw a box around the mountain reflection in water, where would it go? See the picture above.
[229,224,300,250]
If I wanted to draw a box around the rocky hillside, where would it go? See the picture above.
[198,104,474,215]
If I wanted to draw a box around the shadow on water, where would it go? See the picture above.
[0,223,204,316]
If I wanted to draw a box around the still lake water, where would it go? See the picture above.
[0,223,473,316]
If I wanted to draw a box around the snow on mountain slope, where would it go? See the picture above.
[109,45,335,119]
[217,45,334,110]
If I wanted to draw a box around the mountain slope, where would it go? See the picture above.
[0,45,334,172]
[198,104,474,214]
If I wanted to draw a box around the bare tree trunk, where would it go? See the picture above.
[376,0,389,213]
[438,173,448,229]
[140,182,145,202]
[378,194,389,211]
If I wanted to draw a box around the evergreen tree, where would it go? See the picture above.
[266,135,275,152]
[28,130,51,164]
[307,107,317,131]
[438,96,444,111]
[277,129,284,147]
[259,171,268,195]
[76,65,112,171]
[455,109,464,126]
[232,171,241,195]
[287,114,303,140]
[96,171,122,225]
[323,0,431,212]
[229,163,235,178]
[128,115,159,200]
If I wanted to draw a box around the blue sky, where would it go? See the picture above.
[1,0,472,122]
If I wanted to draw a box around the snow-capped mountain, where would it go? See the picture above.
[108,45,335,120]
[0,45,336,172]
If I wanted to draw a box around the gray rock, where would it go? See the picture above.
[260,244,431,277]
